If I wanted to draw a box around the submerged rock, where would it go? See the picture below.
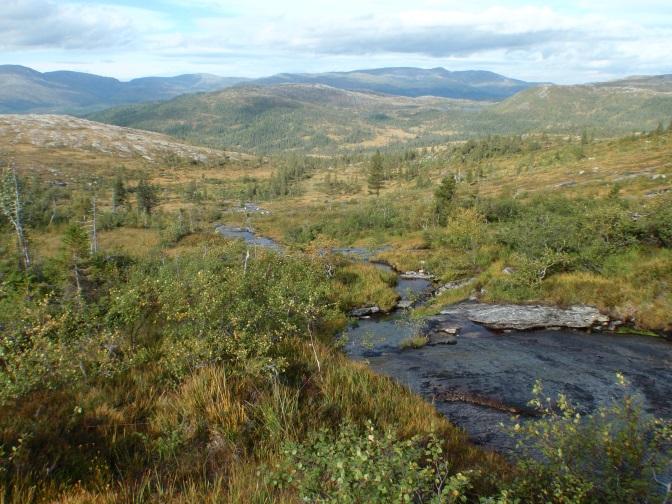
[441,326,460,335]
[428,332,458,345]
[440,303,610,331]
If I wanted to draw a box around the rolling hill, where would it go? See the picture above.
[0,65,247,114]
[90,84,483,153]
[484,81,672,134]
[595,74,672,92]
[91,76,672,154]
[248,67,537,100]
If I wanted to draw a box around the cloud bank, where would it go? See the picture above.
[1,0,670,83]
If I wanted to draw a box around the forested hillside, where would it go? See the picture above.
[92,78,672,154]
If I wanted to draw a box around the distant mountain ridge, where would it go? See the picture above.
[0,65,539,114]
[0,65,248,114]
[248,67,538,100]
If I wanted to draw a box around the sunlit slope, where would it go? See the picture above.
[486,84,672,135]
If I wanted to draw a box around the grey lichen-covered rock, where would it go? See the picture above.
[350,306,381,318]
[434,277,475,296]
[396,300,414,310]
[440,303,610,330]
[400,270,434,280]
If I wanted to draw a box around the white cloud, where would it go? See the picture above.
[0,0,169,51]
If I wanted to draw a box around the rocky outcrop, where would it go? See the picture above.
[440,303,610,331]
[0,114,249,163]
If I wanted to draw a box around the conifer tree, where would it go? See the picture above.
[433,175,457,225]
[136,178,159,215]
[112,176,127,212]
[367,150,385,196]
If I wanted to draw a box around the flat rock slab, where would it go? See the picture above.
[440,303,610,330]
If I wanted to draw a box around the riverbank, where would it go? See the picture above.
[214,226,672,455]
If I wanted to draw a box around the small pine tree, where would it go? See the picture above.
[581,129,589,145]
[367,150,385,196]
[112,176,126,212]
[136,179,159,215]
[61,223,90,295]
[62,223,90,263]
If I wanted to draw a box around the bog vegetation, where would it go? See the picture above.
[0,121,671,502]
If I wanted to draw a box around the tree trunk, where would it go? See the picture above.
[91,196,98,255]
[2,165,31,269]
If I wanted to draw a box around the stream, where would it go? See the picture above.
[216,225,672,453]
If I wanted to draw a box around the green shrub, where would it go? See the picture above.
[508,376,672,503]
[270,420,475,503]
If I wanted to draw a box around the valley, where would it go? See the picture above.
[1,66,671,502]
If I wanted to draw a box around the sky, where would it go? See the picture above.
[2,0,671,84]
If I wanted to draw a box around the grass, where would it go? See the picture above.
[99,227,162,256]
[399,334,430,349]
[332,261,399,312]
[0,338,507,502]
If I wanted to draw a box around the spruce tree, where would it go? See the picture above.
[367,150,385,196]
[112,176,126,212]
[136,179,159,215]
[434,175,456,225]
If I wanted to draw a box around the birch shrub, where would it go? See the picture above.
[509,376,672,503]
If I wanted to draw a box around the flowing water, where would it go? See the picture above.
[215,225,282,251]
[216,226,672,453]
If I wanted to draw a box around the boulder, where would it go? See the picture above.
[400,271,434,280]
[350,306,381,318]
[441,326,460,335]
[440,303,610,331]
[396,300,414,310]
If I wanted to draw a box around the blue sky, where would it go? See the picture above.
[2,0,671,83]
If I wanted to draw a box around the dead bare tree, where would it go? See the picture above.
[90,195,98,255]
[0,163,31,269]
[653,469,671,503]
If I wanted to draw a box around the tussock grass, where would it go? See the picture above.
[332,261,399,311]
[0,338,506,502]
[399,334,430,349]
